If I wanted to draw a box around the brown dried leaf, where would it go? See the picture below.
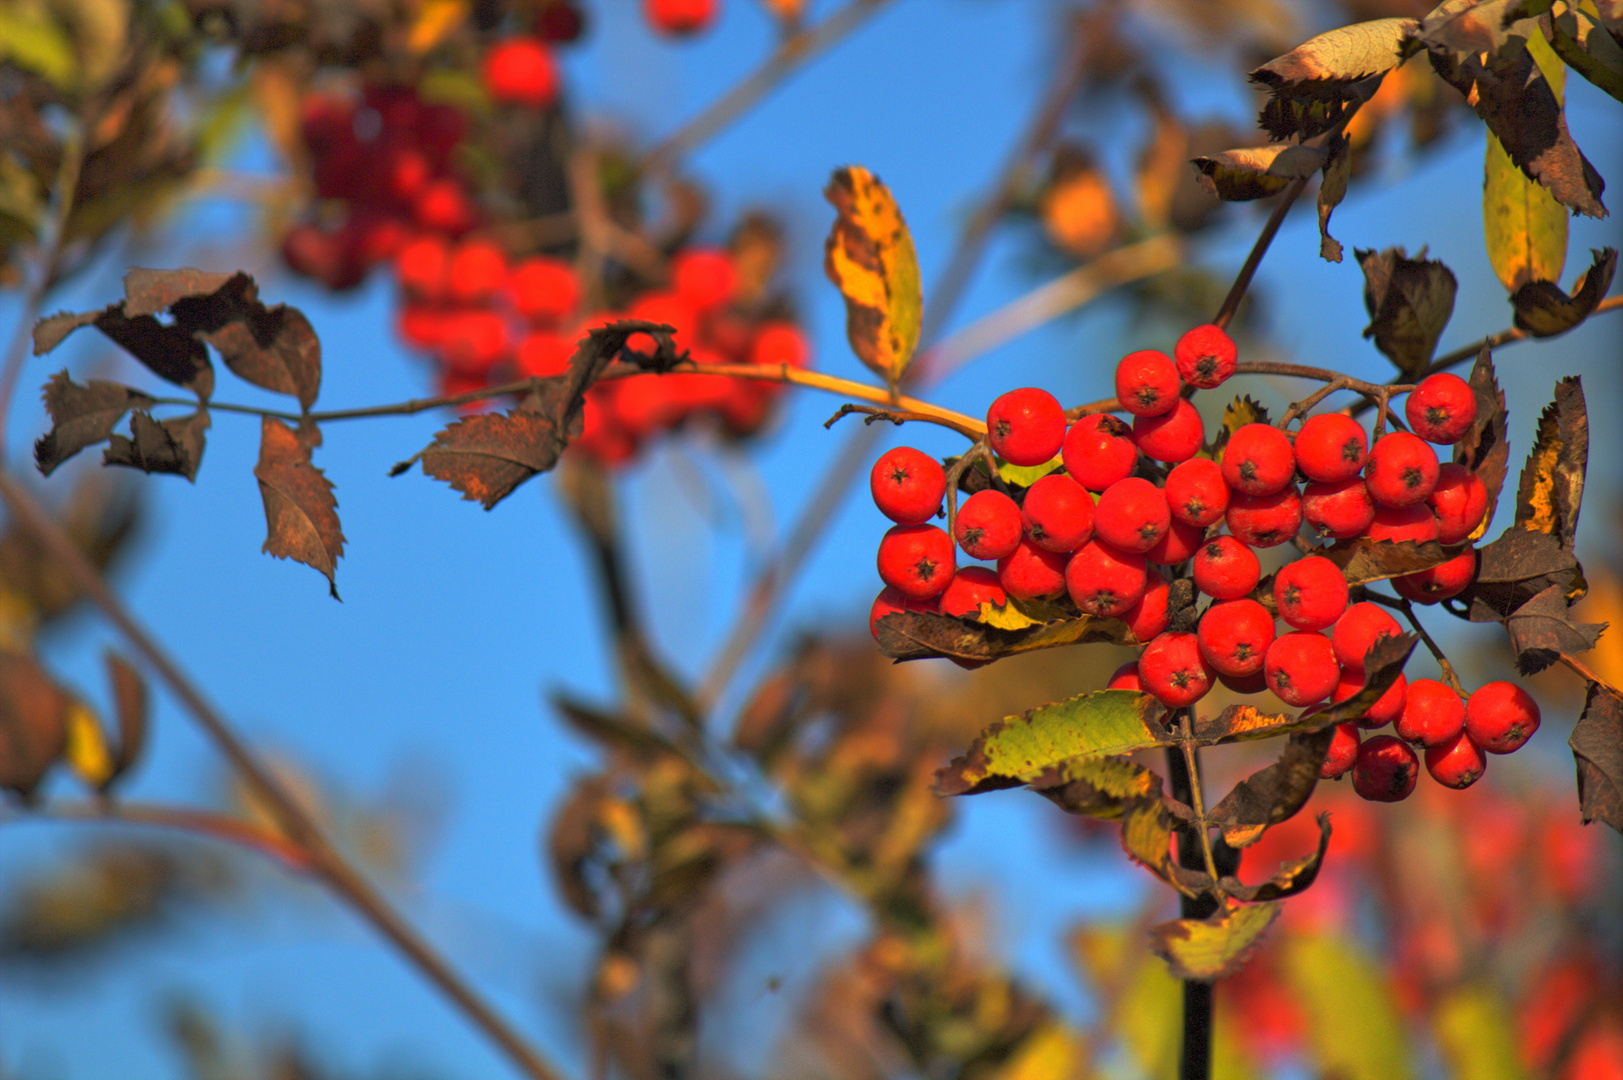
[1318,133,1352,263]
[1209,727,1336,848]
[1224,812,1333,901]
[170,273,323,410]
[1150,900,1282,982]
[254,416,344,598]
[1321,536,1461,584]
[87,309,216,397]
[1504,583,1606,674]
[1192,144,1326,202]
[1454,526,1580,621]
[121,268,237,317]
[548,775,615,919]
[0,649,71,800]
[1029,755,1166,819]
[104,651,147,786]
[875,609,1137,664]
[1357,246,1458,378]
[1250,17,1413,142]
[1570,681,1623,835]
[1452,347,1510,534]
[1514,376,1587,547]
[103,410,209,481]
[1511,248,1618,338]
[34,373,154,476]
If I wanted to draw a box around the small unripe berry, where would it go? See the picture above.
[1352,734,1419,802]
[1132,398,1205,463]
[1173,324,1237,389]
[1273,555,1350,631]
[1424,730,1486,789]
[870,446,946,525]
[1063,413,1138,491]
[1123,572,1171,641]
[1021,473,1095,552]
[1145,517,1204,566]
[1332,668,1407,728]
[1392,548,1477,603]
[1197,599,1275,678]
[1094,477,1170,554]
[1366,503,1440,545]
[1107,661,1144,691]
[869,586,935,640]
[1332,602,1403,669]
[1114,349,1181,417]
[1226,487,1303,548]
[997,537,1070,600]
[1366,431,1440,508]
[1139,631,1214,708]
[1192,535,1260,599]
[1064,538,1148,618]
[1164,457,1229,527]
[1395,677,1465,747]
[1264,631,1339,706]
[1222,423,1296,496]
[988,388,1066,467]
[1428,463,1489,544]
[1464,681,1541,753]
[877,524,955,600]
[1320,722,1361,779]
[939,565,1009,617]
[1405,373,1477,445]
[1303,477,1376,539]
[483,37,560,108]
[955,490,1023,560]
[1293,413,1368,483]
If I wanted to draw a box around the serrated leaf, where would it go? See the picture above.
[997,452,1064,489]
[823,166,922,385]
[1029,755,1166,819]
[1455,527,1580,621]
[1214,395,1271,456]
[875,608,1137,664]
[122,268,238,316]
[1122,798,1182,891]
[169,272,323,410]
[1150,901,1281,982]
[1321,536,1463,583]
[67,308,216,397]
[1249,18,1417,140]
[1192,145,1326,202]
[1504,583,1605,674]
[1549,6,1623,103]
[1210,727,1336,848]
[103,410,209,480]
[1485,126,1568,292]
[934,689,1167,796]
[1452,347,1510,535]
[1511,247,1618,337]
[0,649,71,800]
[255,417,344,598]
[1570,681,1623,834]
[1357,246,1457,378]
[1318,133,1352,263]
[1194,635,1416,741]
[33,373,155,476]
[1514,376,1587,546]
[105,652,147,786]
[1418,0,1548,59]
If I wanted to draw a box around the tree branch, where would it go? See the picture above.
[9,801,316,874]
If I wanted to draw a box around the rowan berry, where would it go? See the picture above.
[414,178,478,234]
[877,524,955,600]
[1064,538,1148,617]
[1192,535,1260,599]
[1264,631,1338,706]
[1352,734,1419,802]
[1107,661,1143,691]
[749,322,810,371]
[1395,677,1465,747]
[1366,503,1440,545]
[1124,572,1171,641]
[955,490,1023,561]
[1321,721,1361,779]
[1464,681,1541,753]
[939,566,1009,618]
[447,240,509,304]
[1226,487,1303,548]
[1429,463,1489,544]
[869,586,935,640]
[1274,555,1350,631]
[507,257,579,323]
[1132,398,1205,463]
[1365,431,1440,508]
[1424,730,1487,789]
[395,236,450,299]
[1333,668,1407,728]
[1332,602,1403,669]
[997,537,1070,601]
[988,388,1066,467]
[1164,457,1229,527]
[1145,517,1204,566]
[1392,548,1477,603]
[1094,477,1170,553]
[870,447,946,525]
[1220,670,1269,695]
[516,330,572,377]
[1198,599,1275,678]
[397,304,445,350]
[1405,373,1477,445]
[1293,413,1368,483]
[537,1,586,42]
[1173,324,1237,389]
[441,310,510,376]
[1138,631,1214,708]
[1114,349,1181,417]
[1063,413,1139,491]
[1021,473,1095,552]
[1222,423,1296,496]
[671,248,736,310]
[483,37,559,108]
[1302,477,1376,539]
[646,0,717,35]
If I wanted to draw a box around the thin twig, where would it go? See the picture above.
[1424,293,1623,377]
[823,402,983,440]
[1364,590,1462,695]
[1560,651,1620,697]
[9,801,315,874]
[1211,174,1309,331]
[1176,713,1221,888]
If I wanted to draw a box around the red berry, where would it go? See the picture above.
[1132,398,1204,463]
[1273,555,1350,631]
[1220,669,1269,694]
[749,322,810,370]
[1333,668,1407,728]
[447,240,509,304]
[997,537,1070,600]
[1352,734,1419,802]
[645,0,717,35]
[1222,423,1296,496]
[1063,413,1138,490]
[956,490,1023,561]
[1007,474,1092,556]
[414,178,478,234]
[1395,677,1465,747]
[939,565,1009,618]
[1145,517,1204,566]
[870,447,946,525]
[869,586,935,639]
[1405,373,1477,445]
[441,309,511,375]
[1428,463,1489,544]
[1173,324,1237,389]
[1138,631,1214,708]
[1114,349,1181,417]
[1123,572,1172,641]
[1424,730,1486,789]
[1293,413,1369,483]
[877,524,955,601]
[1332,602,1403,669]
[395,236,450,299]
[516,330,573,377]
[1107,661,1143,691]
[1392,548,1477,603]
[671,248,736,310]
[397,304,446,349]
[1464,681,1541,753]
[988,388,1066,467]
[1321,722,1361,779]
[1064,538,1148,618]
[1303,477,1376,539]
[1164,457,1229,527]
[508,257,579,323]
[1366,503,1440,545]
[1264,631,1338,707]
[1094,477,1170,554]
[1225,487,1303,548]
[1198,599,1276,678]
[1192,535,1260,599]
[1365,431,1440,508]
[483,37,560,108]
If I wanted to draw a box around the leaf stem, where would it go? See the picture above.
[1177,713,1222,887]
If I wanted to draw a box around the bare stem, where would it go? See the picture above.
[1365,590,1462,695]
[1560,651,1620,698]
[1176,713,1222,888]
[1211,174,1309,331]
[823,402,983,440]
[9,801,316,874]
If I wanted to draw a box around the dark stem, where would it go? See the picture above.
[1211,175,1309,331]
[1164,739,1214,1080]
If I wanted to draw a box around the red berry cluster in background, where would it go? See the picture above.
[868,324,1539,802]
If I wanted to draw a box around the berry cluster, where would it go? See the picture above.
[868,324,1540,802]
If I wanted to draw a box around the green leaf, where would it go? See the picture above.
[1484,127,1568,293]
[1284,932,1417,1080]
[1435,984,1531,1080]
[0,6,78,92]
[996,452,1063,488]
[1032,755,1165,819]
[1549,6,1623,103]
[1150,901,1281,981]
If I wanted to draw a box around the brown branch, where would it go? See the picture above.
[1363,589,1463,695]
[12,801,316,874]
[1423,293,1623,377]
[822,402,983,440]
[1211,174,1309,331]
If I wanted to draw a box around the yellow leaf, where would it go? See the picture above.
[1484,128,1568,292]
[1435,984,1531,1080]
[997,1021,1086,1080]
[408,0,469,54]
[63,702,115,788]
[1150,901,1281,981]
[977,598,1042,631]
[823,166,923,385]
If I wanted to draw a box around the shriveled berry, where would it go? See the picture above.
[1226,487,1303,548]
[1139,631,1214,708]
[1303,477,1376,539]
[1464,681,1541,753]
[1294,413,1368,483]
[1321,722,1361,779]
[1273,555,1350,631]
[1264,630,1339,706]
[1164,457,1229,527]
[1405,373,1477,445]
[1094,477,1170,553]
[869,586,935,639]
[1132,398,1204,463]
[1114,349,1181,417]
[997,537,1070,601]
[1395,677,1465,747]
[955,490,1022,560]
[1425,730,1486,789]
[1021,473,1095,552]
[1064,538,1148,618]
[939,566,1009,617]
[870,447,946,525]
[1107,661,1143,691]
[1392,548,1476,603]
[1332,602,1403,669]
[1063,413,1138,491]
[1198,599,1275,678]
[1123,572,1171,641]
[1366,431,1440,508]
[1222,423,1296,496]
[1367,503,1440,545]
[1173,324,1237,389]
[1429,463,1489,544]
[877,524,955,600]
[988,388,1066,467]
[1352,734,1418,802]
[1145,517,1204,566]
[1192,535,1260,599]
[1332,668,1407,729]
